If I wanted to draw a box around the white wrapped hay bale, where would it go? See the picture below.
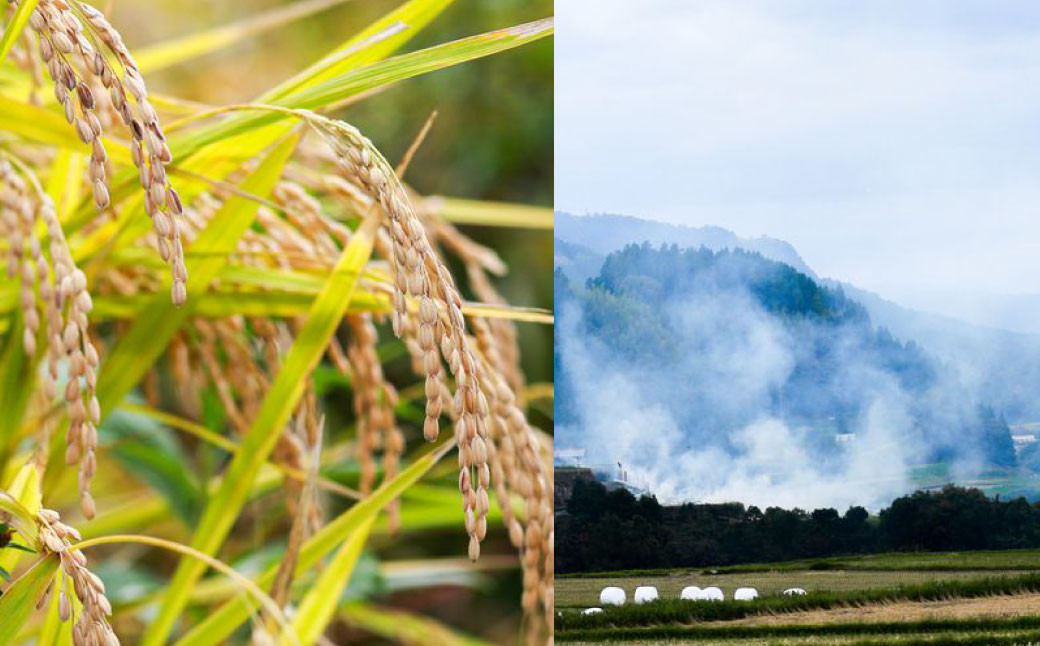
[633,586,659,604]
[783,587,807,596]
[599,586,626,606]
[734,587,759,601]
[582,607,604,615]
[679,585,702,600]
[701,586,724,601]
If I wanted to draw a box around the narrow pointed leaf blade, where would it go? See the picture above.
[0,0,40,66]
[173,18,554,163]
[136,0,353,74]
[278,518,375,646]
[145,217,379,646]
[0,556,58,644]
[260,0,455,101]
[172,442,450,646]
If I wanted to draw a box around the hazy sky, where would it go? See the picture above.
[556,1,1040,305]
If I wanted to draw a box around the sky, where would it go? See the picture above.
[555,1,1040,323]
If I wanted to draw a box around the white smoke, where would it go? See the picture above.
[557,282,919,510]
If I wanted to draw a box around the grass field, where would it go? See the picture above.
[558,548,1040,580]
[719,549,1040,573]
[556,550,1040,644]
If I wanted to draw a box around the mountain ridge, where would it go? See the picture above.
[555,211,816,277]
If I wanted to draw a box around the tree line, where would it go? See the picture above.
[557,478,1040,573]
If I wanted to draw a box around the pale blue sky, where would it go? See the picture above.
[556,1,1040,304]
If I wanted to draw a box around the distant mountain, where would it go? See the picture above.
[876,289,1040,337]
[555,211,815,278]
[553,238,603,284]
[827,281,1040,424]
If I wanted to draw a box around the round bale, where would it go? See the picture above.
[599,586,626,606]
[701,586,724,601]
[679,585,702,600]
[734,587,759,601]
[633,586,659,604]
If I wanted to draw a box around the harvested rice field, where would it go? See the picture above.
[556,569,1029,608]
[557,552,1040,644]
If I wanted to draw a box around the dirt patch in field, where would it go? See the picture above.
[730,593,1040,626]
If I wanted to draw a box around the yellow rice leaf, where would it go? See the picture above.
[135,0,354,74]
[0,0,39,67]
[172,442,452,646]
[144,215,380,646]
[429,196,553,229]
[0,556,58,644]
[277,518,375,646]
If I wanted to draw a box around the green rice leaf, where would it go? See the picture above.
[172,18,554,163]
[172,441,452,646]
[286,18,554,112]
[341,603,497,646]
[278,518,375,646]
[0,555,58,644]
[260,0,455,101]
[0,313,31,471]
[0,0,40,67]
[36,569,78,646]
[144,214,380,646]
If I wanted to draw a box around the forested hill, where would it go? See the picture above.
[592,244,863,324]
[556,244,1017,484]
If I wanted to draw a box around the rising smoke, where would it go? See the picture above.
[555,265,983,510]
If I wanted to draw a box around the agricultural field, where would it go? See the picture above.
[556,569,1029,608]
[556,550,1040,644]
[909,463,1040,499]
[711,549,1040,574]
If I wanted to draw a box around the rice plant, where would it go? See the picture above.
[0,1,554,644]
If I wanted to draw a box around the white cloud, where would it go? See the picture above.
[556,1,1040,297]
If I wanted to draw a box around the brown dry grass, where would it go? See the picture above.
[727,592,1040,627]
